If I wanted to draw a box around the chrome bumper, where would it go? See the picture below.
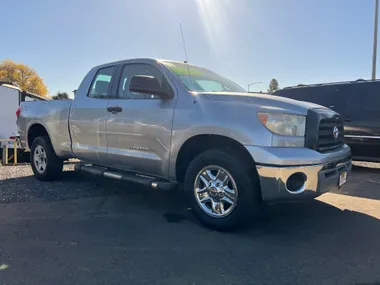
[256,158,352,201]
[244,145,352,201]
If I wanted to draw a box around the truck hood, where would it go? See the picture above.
[198,92,325,115]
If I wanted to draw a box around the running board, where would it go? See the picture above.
[75,164,176,191]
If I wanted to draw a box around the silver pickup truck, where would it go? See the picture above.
[17,58,352,230]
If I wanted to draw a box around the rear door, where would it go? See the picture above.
[69,65,116,164]
[104,62,175,178]
[338,82,380,159]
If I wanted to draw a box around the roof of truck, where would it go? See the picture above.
[94,58,158,68]
[279,79,380,91]
[93,58,201,69]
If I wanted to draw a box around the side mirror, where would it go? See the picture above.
[129,75,169,98]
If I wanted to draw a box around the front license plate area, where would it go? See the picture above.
[339,171,347,187]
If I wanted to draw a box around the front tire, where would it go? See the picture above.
[30,136,63,181]
[184,149,261,231]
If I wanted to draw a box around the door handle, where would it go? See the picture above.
[107,106,123,113]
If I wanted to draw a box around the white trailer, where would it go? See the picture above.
[0,82,47,151]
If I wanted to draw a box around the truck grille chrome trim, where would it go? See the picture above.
[317,118,344,153]
[305,109,345,154]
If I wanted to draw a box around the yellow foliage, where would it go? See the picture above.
[0,59,48,97]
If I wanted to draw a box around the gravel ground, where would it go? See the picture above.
[0,163,126,203]
[0,160,379,204]
[0,161,380,284]
[340,161,380,201]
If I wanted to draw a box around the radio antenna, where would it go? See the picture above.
[180,23,195,102]
[180,23,189,64]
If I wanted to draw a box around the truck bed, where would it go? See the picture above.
[18,99,73,157]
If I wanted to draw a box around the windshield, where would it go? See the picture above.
[161,61,246,93]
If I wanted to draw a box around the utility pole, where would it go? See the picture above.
[372,0,379,80]
[247,81,262,92]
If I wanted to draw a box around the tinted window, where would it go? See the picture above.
[88,66,115,98]
[196,80,224,92]
[161,61,246,93]
[343,82,380,115]
[118,63,170,99]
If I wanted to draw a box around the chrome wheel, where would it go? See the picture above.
[34,145,47,174]
[194,165,238,218]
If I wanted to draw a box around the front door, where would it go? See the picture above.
[105,62,175,178]
[70,65,116,164]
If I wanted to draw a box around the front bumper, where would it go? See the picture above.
[245,145,352,201]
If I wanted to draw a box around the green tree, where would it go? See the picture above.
[0,59,48,96]
[52,92,70,100]
[267,78,279,94]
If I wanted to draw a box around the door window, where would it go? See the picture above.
[88,66,115,98]
[118,64,170,99]
[343,82,380,116]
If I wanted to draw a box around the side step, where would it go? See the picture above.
[75,164,177,191]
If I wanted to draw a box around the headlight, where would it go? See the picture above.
[258,112,306,136]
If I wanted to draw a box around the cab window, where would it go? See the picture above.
[118,63,171,99]
[88,66,115,98]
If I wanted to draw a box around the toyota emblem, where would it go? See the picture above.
[333,126,339,139]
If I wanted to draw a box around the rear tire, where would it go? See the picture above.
[30,136,63,181]
[184,148,261,231]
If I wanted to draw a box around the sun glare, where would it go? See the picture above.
[195,0,234,50]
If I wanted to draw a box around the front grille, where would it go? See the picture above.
[305,109,345,153]
[317,118,344,153]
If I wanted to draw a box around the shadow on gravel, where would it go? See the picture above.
[1,168,380,244]
[335,165,380,200]
[245,200,379,237]
[0,170,125,203]
[0,169,184,209]
[3,170,378,243]
[1,170,380,283]
[235,201,380,283]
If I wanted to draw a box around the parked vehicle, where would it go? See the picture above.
[0,82,47,156]
[274,80,380,162]
[17,59,352,230]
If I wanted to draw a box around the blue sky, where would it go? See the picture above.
[0,0,377,95]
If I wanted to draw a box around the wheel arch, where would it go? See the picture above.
[175,134,258,184]
[27,123,51,149]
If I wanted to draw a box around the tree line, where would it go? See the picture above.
[0,59,69,99]
[0,59,48,96]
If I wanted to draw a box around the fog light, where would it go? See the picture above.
[286,172,307,194]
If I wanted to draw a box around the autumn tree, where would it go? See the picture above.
[0,59,48,96]
[267,78,279,94]
[52,92,70,100]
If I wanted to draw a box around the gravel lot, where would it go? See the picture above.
[0,163,124,203]
[1,161,379,204]
[0,162,379,285]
